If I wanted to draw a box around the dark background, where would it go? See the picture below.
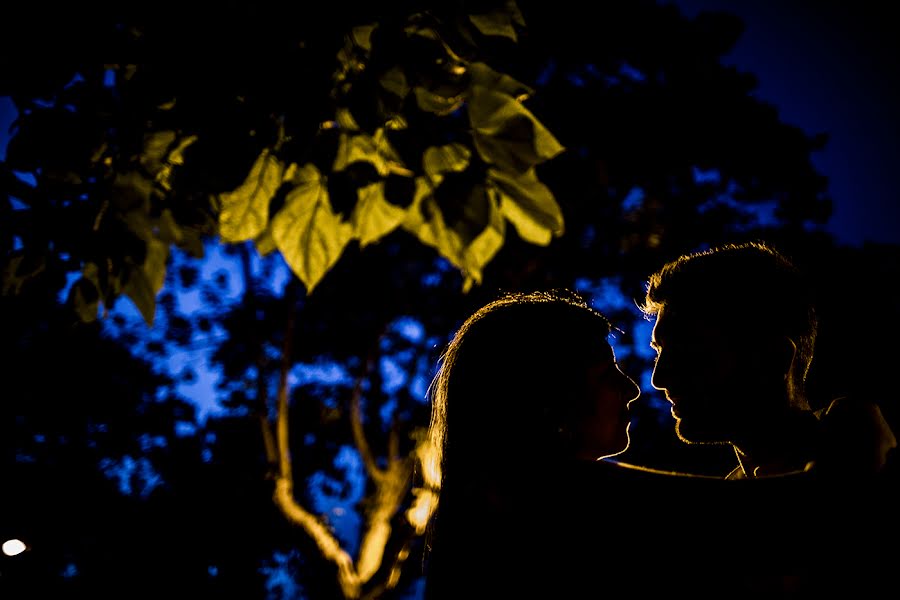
[2,1,898,598]
[673,0,900,247]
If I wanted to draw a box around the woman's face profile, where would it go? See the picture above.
[570,345,640,461]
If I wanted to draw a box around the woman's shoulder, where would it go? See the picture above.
[599,458,723,478]
[556,458,730,512]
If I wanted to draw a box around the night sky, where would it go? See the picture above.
[672,0,900,247]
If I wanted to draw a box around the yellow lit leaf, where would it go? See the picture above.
[422,144,470,179]
[490,167,564,245]
[333,129,405,177]
[141,132,198,192]
[112,170,155,212]
[166,134,197,166]
[254,226,278,256]
[219,149,284,242]
[379,66,410,99]
[333,133,379,173]
[462,188,505,289]
[468,1,525,42]
[2,253,46,296]
[155,208,183,244]
[139,131,176,175]
[123,237,169,326]
[413,86,466,115]
[335,108,359,131]
[468,61,532,99]
[350,24,376,51]
[401,177,465,270]
[468,84,564,173]
[272,164,353,293]
[69,276,100,323]
[402,177,504,292]
[352,181,407,247]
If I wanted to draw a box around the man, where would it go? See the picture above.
[637,241,900,593]
[640,241,896,479]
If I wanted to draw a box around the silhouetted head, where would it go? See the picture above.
[640,241,817,445]
[414,292,642,599]
[420,289,639,500]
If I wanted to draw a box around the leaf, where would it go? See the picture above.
[462,187,505,290]
[111,170,156,212]
[335,108,359,131]
[489,167,564,245]
[123,236,169,325]
[379,66,410,100]
[401,177,465,270]
[333,129,405,177]
[166,135,197,166]
[272,164,353,293]
[422,144,470,178]
[372,129,407,174]
[155,134,198,192]
[402,177,505,291]
[219,149,284,243]
[179,231,206,259]
[333,133,378,173]
[352,181,407,247]
[468,61,533,99]
[414,86,466,116]
[139,130,176,175]
[68,276,100,323]
[2,253,46,295]
[468,84,564,173]
[254,226,278,256]
[155,208,183,244]
[350,24,376,52]
[468,0,525,42]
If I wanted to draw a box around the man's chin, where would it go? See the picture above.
[675,422,725,445]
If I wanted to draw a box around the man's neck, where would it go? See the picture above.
[731,409,819,478]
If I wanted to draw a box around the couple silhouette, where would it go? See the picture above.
[416,241,898,599]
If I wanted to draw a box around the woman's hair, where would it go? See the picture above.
[408,289,613,537]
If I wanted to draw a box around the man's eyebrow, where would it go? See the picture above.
[649,340,661,351]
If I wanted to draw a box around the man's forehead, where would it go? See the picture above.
[652,305,726,341]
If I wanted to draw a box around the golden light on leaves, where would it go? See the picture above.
[201,5,566,302]
[352,182,407,247]
[491,167,564,245]
[272,164,353,293]
[219,150,285,243]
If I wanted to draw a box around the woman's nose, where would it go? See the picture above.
[618,367,641,401]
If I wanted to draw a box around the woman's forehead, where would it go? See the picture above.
[584,338,615,362]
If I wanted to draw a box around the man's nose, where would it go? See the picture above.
[650,353,668,391]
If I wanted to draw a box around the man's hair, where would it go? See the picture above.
[640,241,817,401]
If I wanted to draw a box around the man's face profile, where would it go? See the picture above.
[650,305,749,444]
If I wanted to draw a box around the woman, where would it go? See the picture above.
[413,289,642,598]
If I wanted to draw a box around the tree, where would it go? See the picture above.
[3,1,850,597]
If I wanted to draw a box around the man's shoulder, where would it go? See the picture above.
[815,396,898,474]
